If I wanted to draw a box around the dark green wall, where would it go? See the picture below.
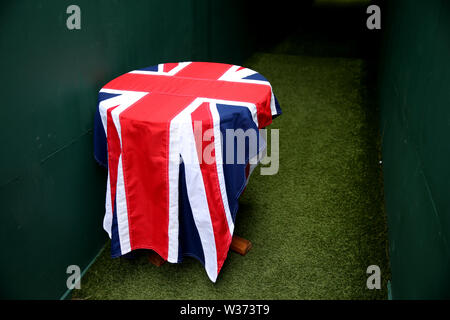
[379,0,450,299]
[0,0,263,299]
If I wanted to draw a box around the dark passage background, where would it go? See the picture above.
[1,0,449,300]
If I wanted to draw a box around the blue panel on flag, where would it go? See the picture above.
[178,161,206,266]
[243,72,267,81]
[139,65,159,72]
[217,104,261,222]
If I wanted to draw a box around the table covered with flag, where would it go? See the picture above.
[93,62,281,282]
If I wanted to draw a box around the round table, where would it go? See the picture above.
[94,61,281,282]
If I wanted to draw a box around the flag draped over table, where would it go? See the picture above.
[94,62,281,282]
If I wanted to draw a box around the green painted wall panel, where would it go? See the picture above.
[380,0,450,299]
[0,0,259,299]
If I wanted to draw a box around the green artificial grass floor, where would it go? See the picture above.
[71,51,389,299]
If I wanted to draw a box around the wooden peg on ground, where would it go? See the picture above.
[230,235,252,256]
[148,250,165,267]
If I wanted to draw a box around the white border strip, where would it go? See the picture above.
[129,62,191,76]
[99,88,148,255]
[167,98,204,263]
[209,102,234,235]
[179,101,218,282]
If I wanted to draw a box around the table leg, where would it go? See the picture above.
[148,250,165,267]
[230,235,252,256]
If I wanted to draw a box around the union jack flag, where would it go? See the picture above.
[94,62,281,282]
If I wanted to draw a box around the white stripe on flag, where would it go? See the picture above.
[130,62,191,77]
[218,65,272,86]
[98,89,128,238]
[178,104,218,282]
[270,87,277,116]
[167,98,204,263]
[103,172,112,238]
[167,121,181,263]
[167,62,191,75]
[108,90,147,255]
[115,155,131,254]
[209,102,234,235]
[218,65,256,81]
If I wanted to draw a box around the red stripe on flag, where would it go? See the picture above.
[191,102,232,274]
[163,63,179,73]
[118,93,196,259]
[174,62,232,80]
[104,73,273,128]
